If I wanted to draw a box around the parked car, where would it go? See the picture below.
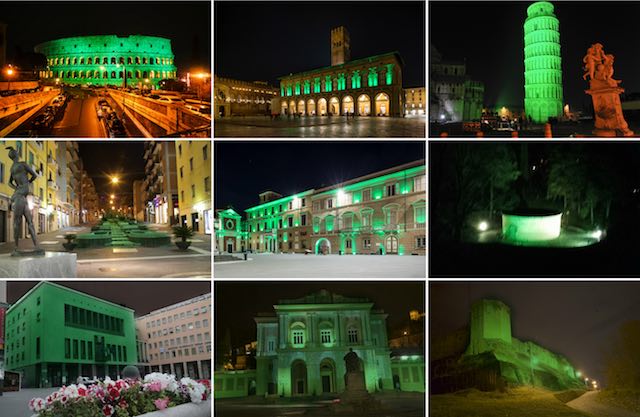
[32,113,54,129]
[158,95,185,105]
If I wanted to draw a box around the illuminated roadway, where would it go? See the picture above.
[52,92,104,137]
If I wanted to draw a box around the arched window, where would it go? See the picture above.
[66,71,71,78]
[110,57,116,64]
[110,71,116,79]
[103,71,108,79]
[118,71,123,79]
[95,56,100,65]
[135,57,140,64]
[156,57,160,65]
[87,57,92,65]
[72,57,77,65]
[103,57,108,64]
[127,71,132,79]
[80,57,84,65]
[94,70,100,79]
[127,57,132,65]
[78,70,83,78]
[119,57,125,65]
[150,70,155,79]
[142,57,147,64]
[72,71,76,79]
[142,71,148,78]
[66,57,70,65]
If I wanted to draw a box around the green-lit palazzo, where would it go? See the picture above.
[524,1,563,123]
[34,35,178,89]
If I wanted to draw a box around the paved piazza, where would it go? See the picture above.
[214,116,426,138]
[215,392,425,417]
[0,388,60,417]
[214,253,426,278]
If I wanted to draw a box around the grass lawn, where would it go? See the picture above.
[430,387,592,417]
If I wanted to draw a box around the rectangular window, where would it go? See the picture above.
[327,198,333,209]
[202,144,208,160]
[387,209,398,225]
[191,184,195,198]
[88,341,93,359]
[292,330,304,346]
[320,330,331,344]
[295,82,300,95]
[204,176,211,193]
[301,198,306,207]
[288,217,293,227]
[415,206,426,224]
[313,201,321,212]
[268,340,275,352]
[189,158,194,170]
[414,175,426,192]
[363,189,371,202]
[81,340,86,359]
[346,239,352,248]
[73,339,78,359]
[416,237,426,248]
[363,238,371,248]
[386,184,396,197]
[36,337,41,359]
[325,76,332,92]
[362,212,372,227]
[180,166,183,178]
[301,214,307,226]
[348,328,359,344]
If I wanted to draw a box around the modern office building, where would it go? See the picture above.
[276,26,405,117]
[136,293,212,380]
[175,140,212,234]
[142,141,178,226]
[34,35,177,89]
[4,282,137,388]
[245,160,426,256]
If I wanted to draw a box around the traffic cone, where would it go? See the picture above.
[544,123,552,138]
[476,131,484,138]
[511,131,519,138]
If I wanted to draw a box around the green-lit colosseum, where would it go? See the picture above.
[34,35,178,89]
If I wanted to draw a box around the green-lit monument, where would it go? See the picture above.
[431,299,583,393]
[524,1,563,123]
[34,35,178,89]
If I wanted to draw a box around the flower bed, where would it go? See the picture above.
[29,373,210,417]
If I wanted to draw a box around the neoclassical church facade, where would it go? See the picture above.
[254,290,394,397]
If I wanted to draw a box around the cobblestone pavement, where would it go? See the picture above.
[214,116,426,137]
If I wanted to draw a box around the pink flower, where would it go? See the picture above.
[60,395,68,404]
[108,387,120,400]
[118,399,128,409]
[102,404,115,416]
[78,387,87,396]
[147,381,162,392]
[154,398,169,410]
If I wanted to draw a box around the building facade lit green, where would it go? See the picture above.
[4,282,137,388]
[524,1,563,123]
[239,160,426,256]
[34,35,177,89]
[254,290,423,397]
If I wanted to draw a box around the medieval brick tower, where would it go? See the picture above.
[467,299,512,355]
[524,1,563,123]
[331,26,351,66]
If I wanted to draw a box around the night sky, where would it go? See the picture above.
[214,1,426,87]
[214,141,426,214]
[430,1,640,110]
[430,282,640,386]
[0,1,211,71]
[77,141,145,204]
[7,281,210,317]
[215,281,425,349]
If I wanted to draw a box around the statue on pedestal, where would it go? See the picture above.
[583,43,634,137]
[7,147,43,257]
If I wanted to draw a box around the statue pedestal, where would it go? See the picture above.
[0,251,77,278]
[586,83,634,137]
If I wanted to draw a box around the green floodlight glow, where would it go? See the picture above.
[502,210,562,243]
[523,1,563,123]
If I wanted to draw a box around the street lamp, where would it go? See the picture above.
[5,66,15,91]
[111,176,119,184]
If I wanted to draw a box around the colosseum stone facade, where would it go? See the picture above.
[34,35,177,89]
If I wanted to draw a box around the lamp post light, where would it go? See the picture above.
[5,66,15,92]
